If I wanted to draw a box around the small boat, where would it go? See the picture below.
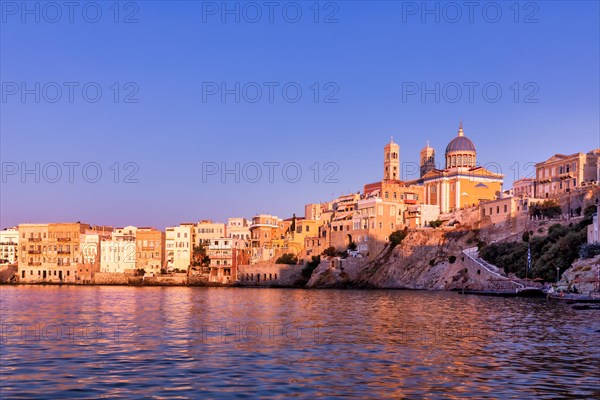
[547,293,600,303]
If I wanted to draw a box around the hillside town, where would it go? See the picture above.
[1,124,599,288]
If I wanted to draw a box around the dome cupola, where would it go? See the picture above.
[445,122,477,169]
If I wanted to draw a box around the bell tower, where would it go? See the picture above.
[384,137,400,181]
[420,141,435,177]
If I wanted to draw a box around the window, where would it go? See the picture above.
[504,205,508,213]
[496,206,500,213]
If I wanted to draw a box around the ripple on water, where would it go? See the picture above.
[1,287,599,398]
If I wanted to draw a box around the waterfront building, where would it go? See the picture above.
[227,218,251,241]
[534,149,599,198]
[305,202,331,221]
[286,217,323,251]
[206,238,247,283]
[479,196,532,226]
[513,178,535,198]
[348,196,403,251]
[100,226,137,273]
[136,227,165,275]
[303,235,327,259]
[0,227,19,264]
[165,223,195,272]
[404,204,441,228]
[79,227,112,281]
[249,214,287,263]
[195,220,226,245]
[18,222,90,283]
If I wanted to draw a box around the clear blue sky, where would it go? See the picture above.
[1,1,599,229]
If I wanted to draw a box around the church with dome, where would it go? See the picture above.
[418,123,504,213]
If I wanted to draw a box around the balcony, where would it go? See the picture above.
[28,262,42,266]
[28,238,42,242]
[57,238,71,242]
[28,250,41,254]
[57,250,71,254]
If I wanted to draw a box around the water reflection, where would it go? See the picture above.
[1,286,598,398]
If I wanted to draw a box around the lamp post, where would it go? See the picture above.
[556,266,560,284]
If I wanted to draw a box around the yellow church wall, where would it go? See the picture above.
[458,178,502,208]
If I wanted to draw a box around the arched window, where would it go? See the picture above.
[458,155,462,166]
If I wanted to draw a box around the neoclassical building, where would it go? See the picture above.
[420,123,504,213]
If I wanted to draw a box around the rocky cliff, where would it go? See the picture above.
[557,255,600,295]
[307,228,497,290]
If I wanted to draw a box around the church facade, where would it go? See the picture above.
[419,123,504,213]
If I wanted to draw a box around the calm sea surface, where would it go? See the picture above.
[0,286,598,398]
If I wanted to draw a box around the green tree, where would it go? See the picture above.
[192,243,210,267]
[276,253,298,265]
[480,221,588,280]
[322,247,337,257]
[530,200,561,219]
[302,255,321,278]
[429,220,443,228]
[389,228,408,248]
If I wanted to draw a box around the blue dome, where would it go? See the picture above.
[446,135,476,153]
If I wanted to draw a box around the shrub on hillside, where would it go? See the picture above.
[276,253,298,265]
[302,256,321,278]
[529,200,561,219]
[389,228,408,248]
[322,247,337,257]
[579,242,600,259]
[480,222,588,280]
[429,220,443,228]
